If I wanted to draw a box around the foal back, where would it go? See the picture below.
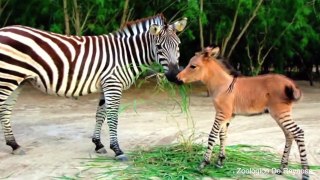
[232,74,301,116]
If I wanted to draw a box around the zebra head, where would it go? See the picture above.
[149,17,187,85]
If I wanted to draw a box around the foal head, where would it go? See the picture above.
[177,46,227,83]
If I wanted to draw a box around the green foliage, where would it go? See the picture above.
[0,0,319,79]
[68,144,320,179]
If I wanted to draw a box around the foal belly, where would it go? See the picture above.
[233,97,268,116]
[233,108,268,116]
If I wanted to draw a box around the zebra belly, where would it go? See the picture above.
[28,76,101,97]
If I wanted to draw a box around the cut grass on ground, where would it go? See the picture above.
[74,144,320,180]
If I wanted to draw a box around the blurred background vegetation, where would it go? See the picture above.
[0,0,319,85]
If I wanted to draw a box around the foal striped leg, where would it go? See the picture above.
[274,115,294,173]
[275,112,309,180]
[216,122,230,168]
[199,112,228,170]
[0,85,23,154]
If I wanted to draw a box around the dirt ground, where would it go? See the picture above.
[0,80,319,180]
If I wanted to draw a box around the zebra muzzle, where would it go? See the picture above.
[165,64,183,85]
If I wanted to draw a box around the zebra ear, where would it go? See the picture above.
[173,17,187,32]
[149,24,162,35]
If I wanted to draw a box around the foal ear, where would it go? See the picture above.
[210,47,220,58]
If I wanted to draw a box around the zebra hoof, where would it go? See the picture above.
[12,147,25,155]
[115,154,128,161]
[95,147,107,154]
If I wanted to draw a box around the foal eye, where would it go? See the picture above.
[190,64,197,69]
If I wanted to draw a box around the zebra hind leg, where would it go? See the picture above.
[0,86,24,155]
[92,93,107,154]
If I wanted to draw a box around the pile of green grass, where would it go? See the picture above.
[78,144,320,180]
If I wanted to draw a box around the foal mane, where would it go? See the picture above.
[199,49,241,77]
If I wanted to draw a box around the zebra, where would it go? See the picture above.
[0,14,187,160]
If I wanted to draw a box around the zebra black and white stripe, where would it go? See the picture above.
[0,14,187,159]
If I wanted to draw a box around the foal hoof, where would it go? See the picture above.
[302,174,309,180]
[95,147,107,154]
[198,162,208,172]
[275,169,283,175]
[12,148,25,155]
[215,163,224,169]
[115,154,128,161]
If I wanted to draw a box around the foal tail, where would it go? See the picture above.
[284,85,302,102]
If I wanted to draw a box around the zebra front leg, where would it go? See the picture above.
[106,104,127,161]
[103,85,127,161]
[216,122,230,168]
[92,93,107,154]
[199,116,224,171]
[0,86,24,155]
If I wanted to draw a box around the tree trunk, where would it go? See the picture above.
[227,0,263,59]
[221,1,240,57]
[316,60,319,76]
[0,0,12,27]
[63,0,70,35]
[73,0,81,35]
[199,0,204,49]
[120,0,130,28]
[209,24,213,45]
[308,66,314,86]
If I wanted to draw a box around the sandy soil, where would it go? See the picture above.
[0,80,319,179]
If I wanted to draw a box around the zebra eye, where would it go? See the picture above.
[190,64,197,69]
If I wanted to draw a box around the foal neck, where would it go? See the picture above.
[204,60,233,92]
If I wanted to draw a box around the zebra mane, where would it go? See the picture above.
[119,14,166,35]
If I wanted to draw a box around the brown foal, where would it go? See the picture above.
[177,46,309,180]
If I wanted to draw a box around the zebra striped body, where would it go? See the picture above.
[0,25,157,97]
[0,14,187,159]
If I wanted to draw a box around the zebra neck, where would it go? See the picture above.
[104,31,156,71]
